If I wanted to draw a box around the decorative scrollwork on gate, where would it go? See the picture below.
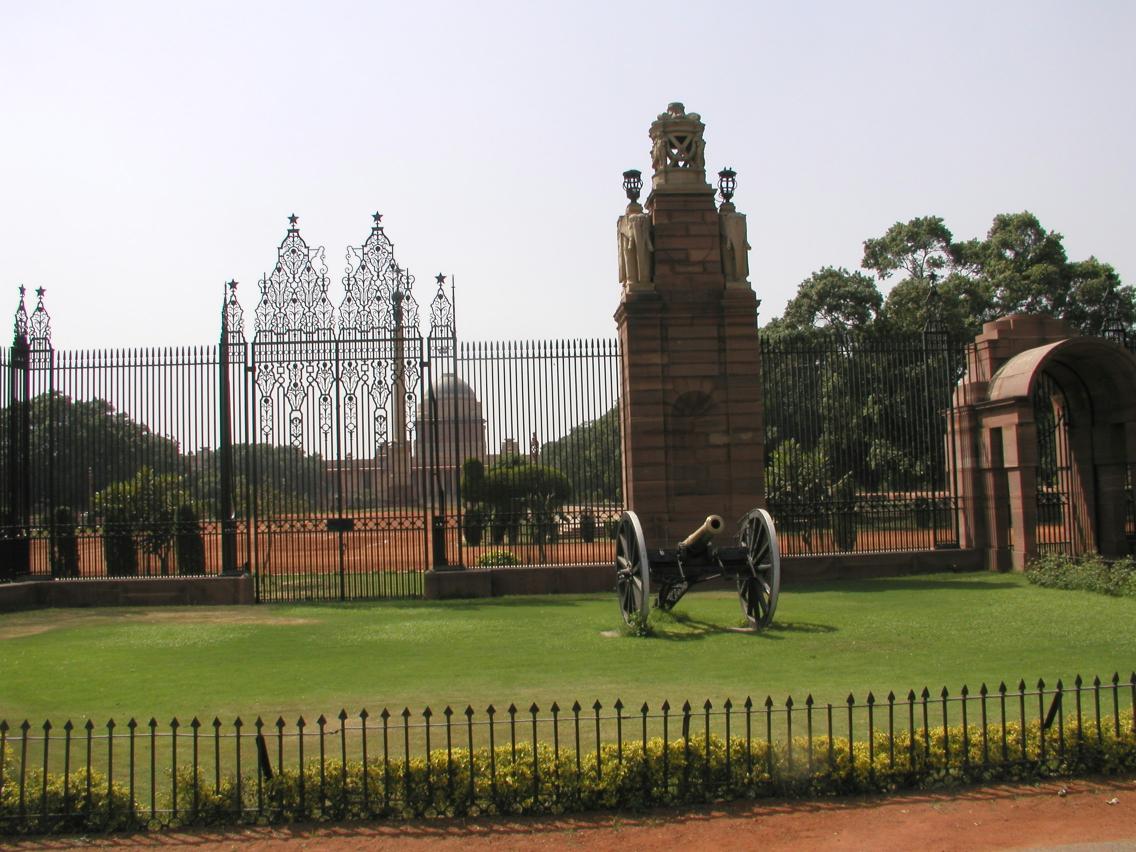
[222,280,246,345]
[29,289,51,348]
[12,286,28,341]
[341,213,420,339]
[248,213,434,519]
[254,215,334,339]
[429,274,455,355]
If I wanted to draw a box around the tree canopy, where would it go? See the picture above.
[767,211,1133,341]
[539,404,621,503]
[0,392,181,515]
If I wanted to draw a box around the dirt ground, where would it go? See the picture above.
[8,777,1134,851]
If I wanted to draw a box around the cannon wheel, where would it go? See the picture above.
[615,511,650,625]
[738,508,781,629]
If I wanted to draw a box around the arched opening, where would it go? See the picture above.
[1031,370,1094,555]
[952,318,1136,570]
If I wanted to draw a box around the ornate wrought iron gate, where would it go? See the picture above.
[244,216,454,601]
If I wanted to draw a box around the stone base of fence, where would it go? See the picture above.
[784,548,985,582]
[425,549,985,599]
[425,562,614,599]
[0,573,254,611]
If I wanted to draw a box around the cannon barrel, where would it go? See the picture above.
[678,514,724,557]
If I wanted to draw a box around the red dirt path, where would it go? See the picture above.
[9,777,1135,851]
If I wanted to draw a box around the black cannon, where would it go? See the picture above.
[614,508,781,630]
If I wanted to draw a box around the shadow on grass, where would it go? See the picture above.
[787,577,1022,594]
[639,610,838,642]
[289,595,599,612]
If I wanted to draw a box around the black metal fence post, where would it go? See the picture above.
[218,283,238,575]
[3,294,31,580]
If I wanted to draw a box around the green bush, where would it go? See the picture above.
[50,506,80,578]
[1026,552,1136,598]
[832,473,857,552]
[913,496,932,529]
[101,508,137,577]
[0,765,138,833]
[462,507,485,547]
[175,504,207,575]
[477,549,519,567]
[579,513,596,544]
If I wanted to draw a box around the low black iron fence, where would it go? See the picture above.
[2,672,1133,834]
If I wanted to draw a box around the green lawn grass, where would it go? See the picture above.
[1,571,1133,725]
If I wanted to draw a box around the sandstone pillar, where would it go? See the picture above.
[614,103,764,544]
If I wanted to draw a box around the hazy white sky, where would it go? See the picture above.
[2,1,1133,348]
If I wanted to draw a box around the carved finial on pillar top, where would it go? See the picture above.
[649,102,711,192]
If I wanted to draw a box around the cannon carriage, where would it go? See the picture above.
[614,508,781,629]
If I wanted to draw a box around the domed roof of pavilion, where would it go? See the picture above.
[417,373,480,416]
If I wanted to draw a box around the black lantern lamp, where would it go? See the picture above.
[718,167,737,203]
[1103,308,1128,346]
[622,169,643,203]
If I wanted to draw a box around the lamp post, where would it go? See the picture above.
[717,167,737,203]
[622,169,643,204]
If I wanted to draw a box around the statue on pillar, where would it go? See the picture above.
[719,202,751,283]
[647,102,709,190]
[618,204,654,289]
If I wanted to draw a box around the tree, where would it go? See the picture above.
[765,439,829,552]
[978,212,1071,316]
[0,392,182,518]
[187,444,323,518]
[879,273,994,338]
[539,405,622,503]
[780,267,883,337]
[1063,257,1136,336]
[480,461,572,562]
[862,215,956,283]
[460,458,486,546]
[95,466,189,576]
[837,211,1133,339]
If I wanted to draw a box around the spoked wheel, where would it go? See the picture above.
[738,508,781,629]
[615,511,650,625]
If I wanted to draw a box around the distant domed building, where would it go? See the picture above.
[413,373,487,504]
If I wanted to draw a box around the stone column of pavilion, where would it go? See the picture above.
[614,103,764,544]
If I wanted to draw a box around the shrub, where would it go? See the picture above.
[50,505,80,578]
[0,766,138,833]
[621,609,653,637]
[461,458,485,504]
[832,473,857,552]
[913,496,932,529]
[766,439,829,551]
[175,504,207,575]
[101,507,137,577]
[1026,552,1136,598]
[462,507,485,547]
[579,513,596,544]
[477,549,519,567]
